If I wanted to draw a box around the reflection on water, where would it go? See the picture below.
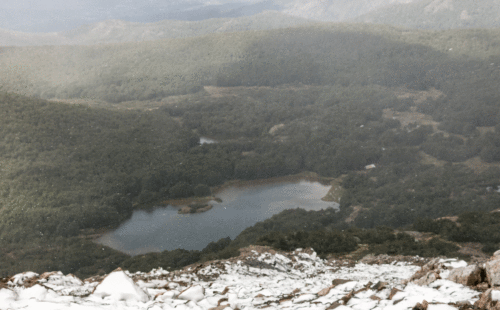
[199,137,217,144]
[97,181,338,255]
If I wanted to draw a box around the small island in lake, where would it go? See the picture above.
[159,196,221,214]
[178,203,213,214]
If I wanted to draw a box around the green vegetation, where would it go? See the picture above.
[256,230,358,257]
[121,237,237,273]
[2,24,500,103]
[1,24,500,277]
[340,163,500,229]
[414,212,500,254]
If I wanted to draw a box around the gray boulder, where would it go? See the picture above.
[485,259,500,287]
[447,265,482,287]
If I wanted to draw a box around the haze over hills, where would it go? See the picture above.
[0,0,279,33]
[281,0,418,22]
[0,0,419,33]
[3,0,500,47]
[2,23,500,103]
[356,0,500,29]
[0,0,420,47]
[0,11,316,46]
[3,0,500,286]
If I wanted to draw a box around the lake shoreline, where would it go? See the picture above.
[211,172,332,195]
[92,173,337,254]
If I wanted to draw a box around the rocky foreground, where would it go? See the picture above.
[1,246,500,310]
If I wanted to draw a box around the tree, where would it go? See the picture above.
[193,184,211,197]
[169,182,193,198]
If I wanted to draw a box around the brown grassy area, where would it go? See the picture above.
[383,108,440,130]
[418,151,447,167]
[321,175,345,203]
[394,87,444,105]
[477,126,496,136]
[418,151,500,174]
[345,206,364,223]
[48,93,201,111]
[462,156,500,174]
[383,88,445,132]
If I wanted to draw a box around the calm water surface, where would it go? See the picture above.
[97,181,338,255]
[199,137,217,144]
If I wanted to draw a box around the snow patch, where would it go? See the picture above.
[92,270,150,303]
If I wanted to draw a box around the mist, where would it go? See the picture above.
[0,0,276,32]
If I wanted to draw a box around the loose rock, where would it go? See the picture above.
[448,265,483,286]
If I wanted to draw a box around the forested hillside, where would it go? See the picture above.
[2,24,500,103]
[0,12,316,47]
[1,24,500,277]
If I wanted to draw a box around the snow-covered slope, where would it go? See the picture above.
[1,246,489,310]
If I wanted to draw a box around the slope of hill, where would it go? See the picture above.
[0,0,279,33]
[356,0,500,29]
[0,11,316,47]
[0,247,491,310]
[0,0,422,35]
[281,0,418,22]
[2,23,500,278]
[0,29,69,46]
[2,24,500,102]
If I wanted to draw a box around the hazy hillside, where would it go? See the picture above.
[0,0,281,32]
[281,0,418,22]
[2,23,500,277]
[0,11,316,47]
[0,29,69,46]
[2,24,500,102]
[356,0,500,29]
[0,0,420,34]
[63,11,316,45]
[2,0,499,41]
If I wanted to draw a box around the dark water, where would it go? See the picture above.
[96,181,338,255]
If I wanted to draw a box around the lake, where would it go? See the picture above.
[96,180,338,255]
[199,137,217,144]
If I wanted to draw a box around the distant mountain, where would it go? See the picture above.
[0,11,316,46]
[0,29,68,46]
[0,0,422,35]
[280,0,418,22]
[0,1,275,33]
[356,0,500,29]
[2,0,499,47]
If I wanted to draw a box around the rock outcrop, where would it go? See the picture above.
[0,247,495,309]
[486,259,500,287]
[448,265,483,287]
[474,288,500,310]
[407,258,445,285]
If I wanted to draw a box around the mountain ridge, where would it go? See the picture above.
[0,11,316,46]
[356,0,500,29]
[281,0,418,22]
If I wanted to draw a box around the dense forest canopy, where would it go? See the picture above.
[0,23,500,277]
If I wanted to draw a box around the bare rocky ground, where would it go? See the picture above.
[2,245,500,310]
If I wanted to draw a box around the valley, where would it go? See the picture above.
[0,7,500,284]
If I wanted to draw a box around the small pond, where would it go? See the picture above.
[96,180,338,255]
[199,137,217,144]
